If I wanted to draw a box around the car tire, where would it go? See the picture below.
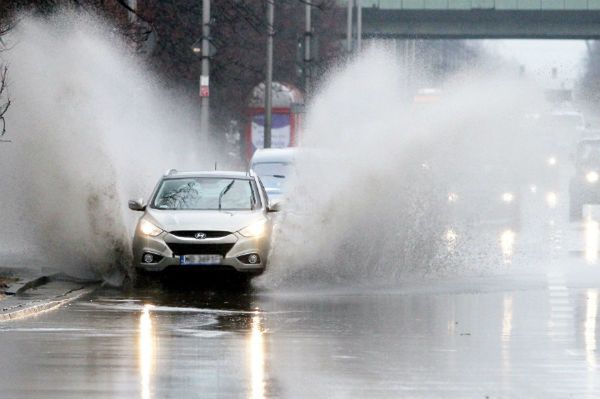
[130,268,155,288]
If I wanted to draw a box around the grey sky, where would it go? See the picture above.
[486,39,588,87]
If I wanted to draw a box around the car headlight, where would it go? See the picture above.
[502,192,514,203]
[239,220,267,238]
[586,171,599,184]
[547,156,557,167]
[139,219,163,237]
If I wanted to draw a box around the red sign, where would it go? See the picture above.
[200,75,209,97]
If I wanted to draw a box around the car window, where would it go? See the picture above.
[252,162,291,192]
[152,177,259,210]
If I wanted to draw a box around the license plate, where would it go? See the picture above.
[180,254,222,265]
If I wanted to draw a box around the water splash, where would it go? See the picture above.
[0,11,217,282]
[260,45,547,288]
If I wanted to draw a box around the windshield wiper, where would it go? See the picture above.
[218,180,236,210]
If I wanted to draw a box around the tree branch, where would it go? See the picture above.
[0,65,10,139]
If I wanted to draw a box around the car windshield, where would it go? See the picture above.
[252,162,290,192]
[152,177,258,210]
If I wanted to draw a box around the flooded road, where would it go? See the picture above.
[1,264,600,398]
[2,167,600,398]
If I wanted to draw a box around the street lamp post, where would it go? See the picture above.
[346,0,353,52]
[199,0,211,143]
[356,0,362,52]
[264,0,274,149]
[304,1,312,99]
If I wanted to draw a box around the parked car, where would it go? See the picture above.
[128,170,278,277]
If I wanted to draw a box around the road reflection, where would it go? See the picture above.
[500,229,516,264]
[585,218,599,264]
[248,311,265,399]
[546,192,558,209]
[502,294,513,343]
[139,304,156,399]
[501,294,513,387]
[585,290,598,372]
[445,228,458,253]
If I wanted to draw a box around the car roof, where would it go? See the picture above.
[250,148,297,164]
[163,170,254,180]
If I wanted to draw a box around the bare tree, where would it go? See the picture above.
[0,15,11,143]
[0,65,9,142]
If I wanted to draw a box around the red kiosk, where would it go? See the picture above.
[245,82,304,160]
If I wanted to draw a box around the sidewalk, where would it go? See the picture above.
[0,266,98,321]
[0,266,50,297]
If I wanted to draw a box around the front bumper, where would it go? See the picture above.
[132,231,269,274]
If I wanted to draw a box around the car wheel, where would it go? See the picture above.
[129,268,154,288]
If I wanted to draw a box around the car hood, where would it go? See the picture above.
[146,209,265,233]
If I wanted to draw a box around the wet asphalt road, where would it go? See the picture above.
[2,189,600,398]
[0,266,600,398]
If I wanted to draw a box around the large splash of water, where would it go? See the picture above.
[261,46,548,288]
[0,14,551,288]
[0,11,218,283]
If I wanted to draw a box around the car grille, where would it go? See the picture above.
[169,230,231,239]
[167,243,235,256]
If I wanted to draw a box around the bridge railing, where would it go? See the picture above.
[337,0,600,10]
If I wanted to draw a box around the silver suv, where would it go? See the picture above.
[129,170,277,277]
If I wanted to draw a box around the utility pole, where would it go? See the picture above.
[199,0,211,142]
[356,0,362,52]
[346,0,353,52]
[304,1,312,99]
[264,0,274,149]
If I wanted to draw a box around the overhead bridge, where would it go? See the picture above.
[338,1,600,39]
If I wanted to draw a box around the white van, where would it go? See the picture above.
[249,148,297,204]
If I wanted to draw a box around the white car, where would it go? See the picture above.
[249,148,296,204]
[128,170,277,277]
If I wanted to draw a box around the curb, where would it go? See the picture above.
[0,286,96,322]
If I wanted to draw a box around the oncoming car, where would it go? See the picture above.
[128,170,277,277]
[446,164,521,230]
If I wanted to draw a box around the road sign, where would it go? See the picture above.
[200,75,209,97]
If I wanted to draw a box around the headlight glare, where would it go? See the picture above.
[239,220,266,238]
[502,192,514,203]
[139,219,163,237]
[586,171,599,184]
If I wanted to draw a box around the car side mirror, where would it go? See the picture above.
[128,199,146,211]
[268,200,282,213]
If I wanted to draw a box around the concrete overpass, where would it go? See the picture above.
[338,0,600,39]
